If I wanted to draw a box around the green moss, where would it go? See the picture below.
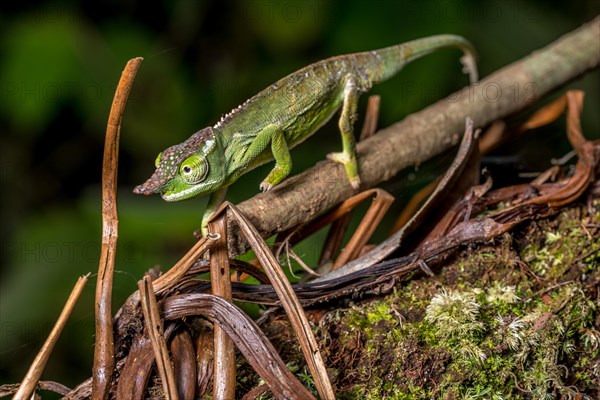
[236,201,599,398]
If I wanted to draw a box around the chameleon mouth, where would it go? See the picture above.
[160,185,201,202]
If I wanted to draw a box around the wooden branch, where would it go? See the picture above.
[225,16,600,257]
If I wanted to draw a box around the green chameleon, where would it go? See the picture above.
[134,34,478,233]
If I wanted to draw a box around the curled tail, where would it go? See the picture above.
[372,34,478,84]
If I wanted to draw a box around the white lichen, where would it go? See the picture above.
[486,284,520,304]
[496,315,528,351]
[580,328,600,351]
[425,289,483,338]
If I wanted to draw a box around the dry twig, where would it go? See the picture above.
[92,56,143,400]
[216,202,335,399]
[13,274,89,400]
[139,275,179,400]
[207,216,235,399]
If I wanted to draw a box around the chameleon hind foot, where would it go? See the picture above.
[259,181,273,192]
[327,151,361,189]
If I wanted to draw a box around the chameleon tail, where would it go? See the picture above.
[373,34,478,84]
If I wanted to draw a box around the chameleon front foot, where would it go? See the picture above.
[259,164,290,192]
[199,210,214,237]
[197,187,228,237]
[327,151,361,189]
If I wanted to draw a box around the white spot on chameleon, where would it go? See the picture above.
[201,139,215,155]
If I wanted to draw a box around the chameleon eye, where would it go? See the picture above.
[155,152,162,168]
[180,154,209,184]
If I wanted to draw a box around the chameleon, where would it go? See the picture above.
[134,34,478,233]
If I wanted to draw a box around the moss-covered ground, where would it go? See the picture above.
[238,199,599,399]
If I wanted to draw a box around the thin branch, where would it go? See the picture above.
[13,274,89,400]
[333,189,394,269]
[207,215,236,400]
[152,233,219,296]
[221,203,336,399]
[139,275,179,400]
[360,95,380,140]
[92,56,143,400]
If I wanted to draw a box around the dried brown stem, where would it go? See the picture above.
[153,233,219,296]
[13,274,89,400]
[195,322,214,397]
[222,203,335,399]
[92,56,143,400]
[169,330,196,400]
[207,215,235,400]
[333,189,394,269]
[163,294,317,399]
[139,275,179,400]
[360,95,380,140]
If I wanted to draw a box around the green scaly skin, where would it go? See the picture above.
[133,34,478,234]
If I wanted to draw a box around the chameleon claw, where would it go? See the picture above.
[200,207,218,237]
[326,151,349,164]
[327,152,361,189]
[198,224,210,237]
[259,181,273,192]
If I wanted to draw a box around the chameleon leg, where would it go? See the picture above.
[240,124,290,192]
[260,131,291,191]
[327,77,360,189]
[201,186,228,236]
[241,126,273,161]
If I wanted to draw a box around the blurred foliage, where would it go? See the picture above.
[0,0,598,387]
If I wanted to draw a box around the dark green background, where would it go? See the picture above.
[1,0,598,389]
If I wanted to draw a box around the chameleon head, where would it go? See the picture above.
[133,127,226,201]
